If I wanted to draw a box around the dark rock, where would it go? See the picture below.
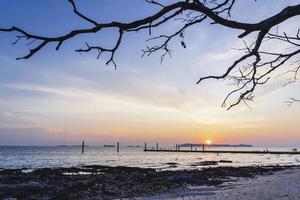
[191,161,218,166]
[165,162,178,165]
[0,169,22,175]
[219,160,233,163]
[0,165,293,200]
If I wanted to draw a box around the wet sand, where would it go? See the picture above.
[0,165,297,200]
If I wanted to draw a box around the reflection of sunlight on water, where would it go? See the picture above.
[0,146,299,170]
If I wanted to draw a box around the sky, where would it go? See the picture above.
[0,0,299,147]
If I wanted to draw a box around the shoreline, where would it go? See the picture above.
[0,164,298,200]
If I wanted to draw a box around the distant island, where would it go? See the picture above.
[179,143,252,147]
[127,145,141,148]
[104,145,115,147]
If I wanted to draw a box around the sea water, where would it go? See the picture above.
[0,146,299,170]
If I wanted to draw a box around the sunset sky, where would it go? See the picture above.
[0,0,299,146]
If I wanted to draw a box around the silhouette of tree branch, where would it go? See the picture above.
[1,0,300,109]
[286,98,300,106]
[67,0,98,26]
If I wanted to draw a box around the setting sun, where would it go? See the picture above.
[206,140,212,145]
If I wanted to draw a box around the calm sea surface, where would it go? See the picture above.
[0,146,299,170]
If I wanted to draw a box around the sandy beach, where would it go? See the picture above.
[133,166,300,200]
[1,165,299,200]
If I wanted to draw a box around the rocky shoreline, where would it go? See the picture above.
[0,165,295,200]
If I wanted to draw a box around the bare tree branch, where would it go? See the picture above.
[286,98,300,106]
[67,0,98,26]
[1,0,300,109]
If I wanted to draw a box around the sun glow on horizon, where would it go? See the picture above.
[205,140,212,145]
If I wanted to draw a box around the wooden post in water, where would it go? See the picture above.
[202,144,205,151]
[81,141,84,154]
[156,143,159,150]
[175,144,178,151]
[191,144,193,151]
[117,142,120,153]
[144,142,147,150]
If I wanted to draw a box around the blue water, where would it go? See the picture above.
[0,146,299,170]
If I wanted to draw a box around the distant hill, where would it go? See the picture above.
[179,143,252,147]
[104,145,115,147]
[127,145,141,148]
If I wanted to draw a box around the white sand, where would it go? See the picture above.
[132,167,300,200]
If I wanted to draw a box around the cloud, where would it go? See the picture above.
[200,48,241,63]
[0,0,300,146]
[2,111,14,118]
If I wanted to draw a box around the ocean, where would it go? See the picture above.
[0,146,299,170]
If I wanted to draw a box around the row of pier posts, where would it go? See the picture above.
[144,142,186,151]
[143,142,207,151]
[80,142,300,155]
